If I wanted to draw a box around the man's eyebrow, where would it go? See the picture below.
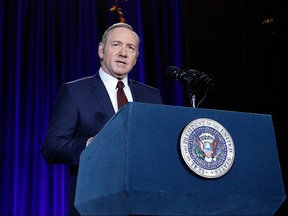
[111,40,122,44]
[111,40,136,47]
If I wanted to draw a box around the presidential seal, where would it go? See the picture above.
[180,118,235,178]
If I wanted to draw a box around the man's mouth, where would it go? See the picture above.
[115,60,127,65]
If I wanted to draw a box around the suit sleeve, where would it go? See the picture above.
[42,84,87,165]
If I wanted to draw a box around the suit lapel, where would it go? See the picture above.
[91,73,115,118]
[129,80,140,102]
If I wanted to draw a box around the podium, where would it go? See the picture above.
[75,102,286,215]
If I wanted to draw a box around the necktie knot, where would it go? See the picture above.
[117,81,128,109]
[117,80,125,90]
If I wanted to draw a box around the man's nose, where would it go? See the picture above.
[120,47,127,57]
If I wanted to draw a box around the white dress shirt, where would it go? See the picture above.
[99,68,133,112]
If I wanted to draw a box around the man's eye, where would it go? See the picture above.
[128,46,135,52]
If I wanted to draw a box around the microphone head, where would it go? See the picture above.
[188,69,213,86]
[166,66,196,84]
[199,72,213,86]
[166,66,183,79]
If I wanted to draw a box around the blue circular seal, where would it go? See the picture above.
[180,118,235,178]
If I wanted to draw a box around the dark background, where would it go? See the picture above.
[0,0,286,215]
[184,2,288,213]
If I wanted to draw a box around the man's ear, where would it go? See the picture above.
[98,42,104,59]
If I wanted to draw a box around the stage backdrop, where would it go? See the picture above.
[1,0,287,215]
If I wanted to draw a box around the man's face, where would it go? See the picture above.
[98,27,139,80]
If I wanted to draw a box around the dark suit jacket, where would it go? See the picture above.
[41,72,163,215]
[42,72,163,165]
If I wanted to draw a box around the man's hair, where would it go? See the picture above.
[101,23,140,49]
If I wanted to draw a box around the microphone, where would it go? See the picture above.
[166,66,197,84]
[166,66,213,86]
[187,69,213,86]
[166,65,213,108]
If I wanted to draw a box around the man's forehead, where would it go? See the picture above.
[107,28,138,44]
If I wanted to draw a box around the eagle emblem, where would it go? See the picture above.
[180,118,235,178]
[196,133,219,162]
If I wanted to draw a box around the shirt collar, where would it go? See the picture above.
[99,68,128,90]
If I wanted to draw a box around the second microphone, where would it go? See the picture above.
[166,66,213,86]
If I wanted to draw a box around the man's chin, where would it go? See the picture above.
[114,72,128,79]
